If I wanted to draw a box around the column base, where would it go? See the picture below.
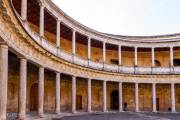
[72,111,76,114]
[18,114,25,120]
[171,110,176,113]
[38,113,44,118]
[55,111,61,115]
[152,110,157,113]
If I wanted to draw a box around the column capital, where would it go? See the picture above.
[0,44,8,49]
[39,1,45,7]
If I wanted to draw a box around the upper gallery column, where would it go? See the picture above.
[72,76,76,113]
[103,80,107,112]
[171,83,176,112]
[0,45,8,120]
[72,30,76,55]
[170,46,174,67]
[152,47,155,67]
[56,19,61,48]
[118,45,122,65]
[103,42,106,63]
[88,37,91,60]
[55,72,61,114]
[134,47,138,66]
[18,58,27,119]
[21,0,27,21]
[38,67,44,117]
[39,4,45,37]
[135,82,139,112]
[152,83,157,112]
[119,82,123,112]
[87,78,92,112]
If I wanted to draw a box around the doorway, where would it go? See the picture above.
[30,83,38,111]
[111,90,119,110]
[156,98,159,111]
[76,95,82,110]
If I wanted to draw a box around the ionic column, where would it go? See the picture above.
[119,82,123,112]
[103,80,107,112]
[56,20,61,48]
[152,83,157,112]
[87,78,91,112]
[171,83,176,112]
[55,72,61,114]
[88,37,91,60]
[170,46,174,67]
[21,0,27,21]
[135,47,138,66]
[0,45,8,120]
[135,82,139,112]
[118,45,122,65]
[38,67,44,117]
[152,47,155,67]
[40,5,44,37]
[18,58,27,119]
[72,76,76,113]
[103,42,106,63]
[72,30,76,55]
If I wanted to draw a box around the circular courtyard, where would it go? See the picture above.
[54,112,180,120]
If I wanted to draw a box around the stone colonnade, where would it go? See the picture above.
[0,45,177,120]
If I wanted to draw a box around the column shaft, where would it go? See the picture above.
[119,82,123,112]
[171,83,176,112]
[21,0,27,21]
[152,83,157,112]
[72,76,76,113]
[38,67,44,117]
[103,42,106,63]
[0,45,8,120]
[55,73,61,114]
[103,81,107,112]
[135,47,138,66]
[56,20,61,48]
[88,37,91,60]
[118,45,122,65]
[87,79,91,112]
[18,58,27,119]
[72,30,76,55]
[152,47,155,67]
[135,83,139,112]
[40,5,44,37]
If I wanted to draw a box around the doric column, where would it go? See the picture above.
[21,0,27,21]
[171,83,176,112]
[56,20,61,48]
[88,37,91,60]
[72,30,76,55]
[0,45,8,120]
[87,78,91,112]
[18,58,27,119]
[135,47,138,66]
[152,47,155,67]
[55,72,61,114]
[103,42,106,63]
[152,83,157,112]
[38,67,44,117]
[170,46,174,67]
[40,5,44,37]
[135,82,139,112]
[103,80,107,112]
[119,82,123,112]
[72,76,76,113]
[118,45,122,65]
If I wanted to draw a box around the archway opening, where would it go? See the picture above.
[173,59,180,66]
[110,90,119,110]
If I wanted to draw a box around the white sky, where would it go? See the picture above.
[52,0,180,36]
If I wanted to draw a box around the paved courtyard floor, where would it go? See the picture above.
[53,112,180,120]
